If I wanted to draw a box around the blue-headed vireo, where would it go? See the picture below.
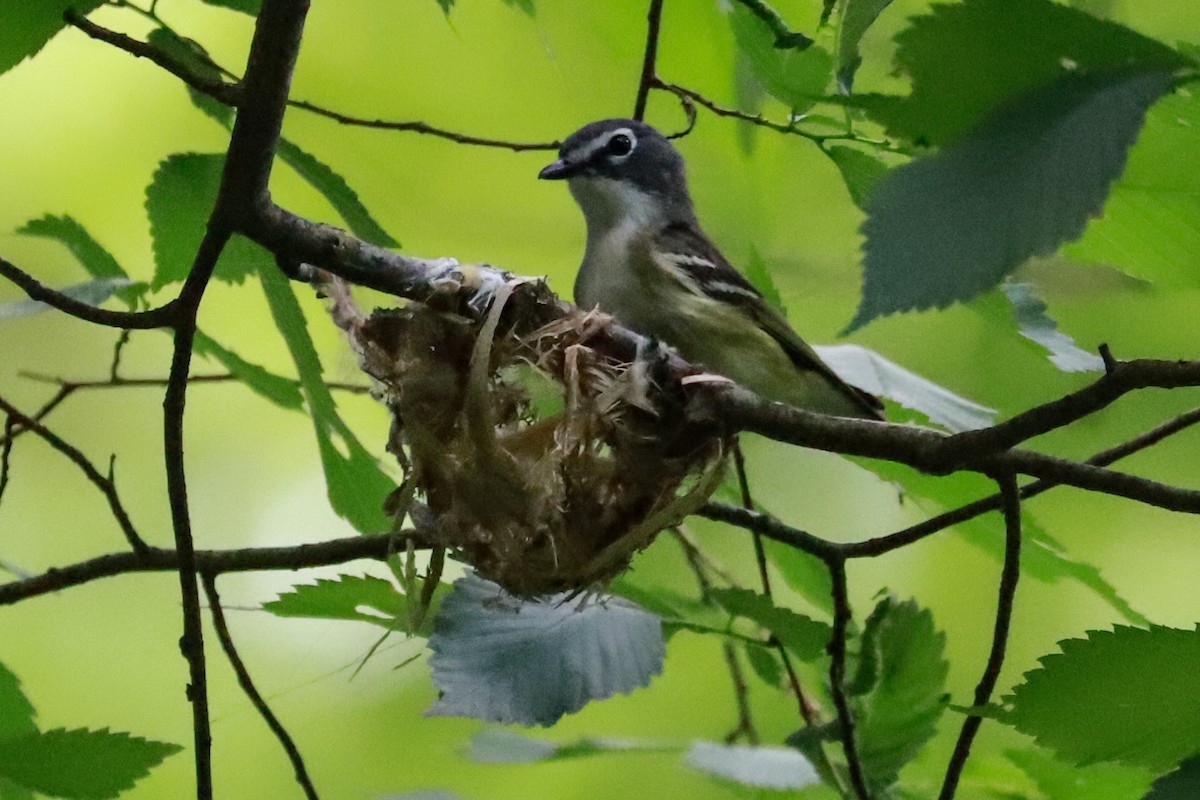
[539,118,883,420]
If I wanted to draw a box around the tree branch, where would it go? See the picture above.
[202,575,320,800]
[0,257,174,330]
[632,0,665,121]
[826,557,871,800]
[938,474,1023,800]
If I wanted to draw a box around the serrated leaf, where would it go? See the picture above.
[275,139,400,248]
[835,0,895,92]
[999,283,1104,372]
[17,215,127,282]
[427,574,664,726]
[0,278,135,320]
[849,71,1175,331]
[743,245,786,316]
[607,578,724,640]
[145,153,266,287]
[263,574,407,626]
[709,588,830,661]
[743,642,783,687]
[192,330,305,410]
[728,6,831,112]
[1067,89,1200,286]
[683,741,820,790]
[1006,747,1154,800]
[1005,626,1200,770]
[0,663,36,740]
[1145,754,1200,800]
[850,595,948,788]
[0,1,104,76]
[259,265,394,533]
[468,729,656,764]
[825,146,888,211]
[853,0,1190,146]
[199,0,261,13]
[815,344,996,432]
[0,728,181,799]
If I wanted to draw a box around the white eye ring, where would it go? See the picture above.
[605,128,637,161]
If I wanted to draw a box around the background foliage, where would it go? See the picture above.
[0,0,1197,797]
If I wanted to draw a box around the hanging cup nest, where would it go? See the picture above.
[323,269,728,597]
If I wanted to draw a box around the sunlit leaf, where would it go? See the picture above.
[0,1,104,76]
[850,72,1175,330]
[1006,747,1154,800]
[709,588,830,660]
[999,283,1104,372]
[852,0,1190,146]
[427,574,664,726]
[1145,754,1200,800]
[763,539,832,614]
[816,344,996,432]
[728,6,831,112]
[1005,626,1200,770]
[850,595,948,788]
[683,741,820,790]
[0,728,181,800]
[264,574,405,625]
[825,145,889,211]
[259,265,395,533]
[835,0,895,92]
[192,330,305,410]
[0,278,135,320]
[1067,90,1200,286]
[145,153,267,287]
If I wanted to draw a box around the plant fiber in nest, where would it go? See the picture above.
[331,276,728,597]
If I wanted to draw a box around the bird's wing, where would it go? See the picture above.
[650,221,884,419]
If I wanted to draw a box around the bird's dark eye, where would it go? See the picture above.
[607,133,633,157]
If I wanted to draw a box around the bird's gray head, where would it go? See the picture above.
[539,119,693,227]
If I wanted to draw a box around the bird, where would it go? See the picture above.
[538,118,883,420]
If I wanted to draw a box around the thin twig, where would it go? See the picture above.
[109,329,132,382]
[286,100,559,151]
[203,575,320,800]
[721,643,759,745]
[0,395,149,553]
[938,473,1023,800]
[632,0,665,121]
[20,371,370,395]
[826,557,871,800]
[0,416,14,506]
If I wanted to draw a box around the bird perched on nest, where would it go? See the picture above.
[539,118,882,420]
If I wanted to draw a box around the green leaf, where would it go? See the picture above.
[263,574,407,626]
[435,0,455,15]
[854,0,1191,146]
[816,344,996,432]
[427,574,664,726]
[145,29,233,127]
[0,728,181,799]
[728,6,831,112]
[683,741,820,790]
[742,245,786,316]
[1145,754,1200,800]
[607,578,724,640]
[1005,626,1200,770]
[743,642,783,688]
[0,1,104,76]
[709,588,830,661]
[864,462,1147,626]
[849,71,1175,331]
[275,139,400,248]
[1067,90,1200,286]
[0,663,36,740]
[192,330,305,410]
[850,595,948,788]
[145,153,266,287]
[825,146,888,211]
[259,265,395,533]
[998,283,1104,372]
[763,539,832,614]
[468,729,658,764]
[835,0,895,92]
[17,215,125,281]
[500,0,535,16]
[198,0,261,14]
[1006,747,1154,800]
[0,278,135,320]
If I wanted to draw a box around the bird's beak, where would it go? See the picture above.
[538,158,575,180]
